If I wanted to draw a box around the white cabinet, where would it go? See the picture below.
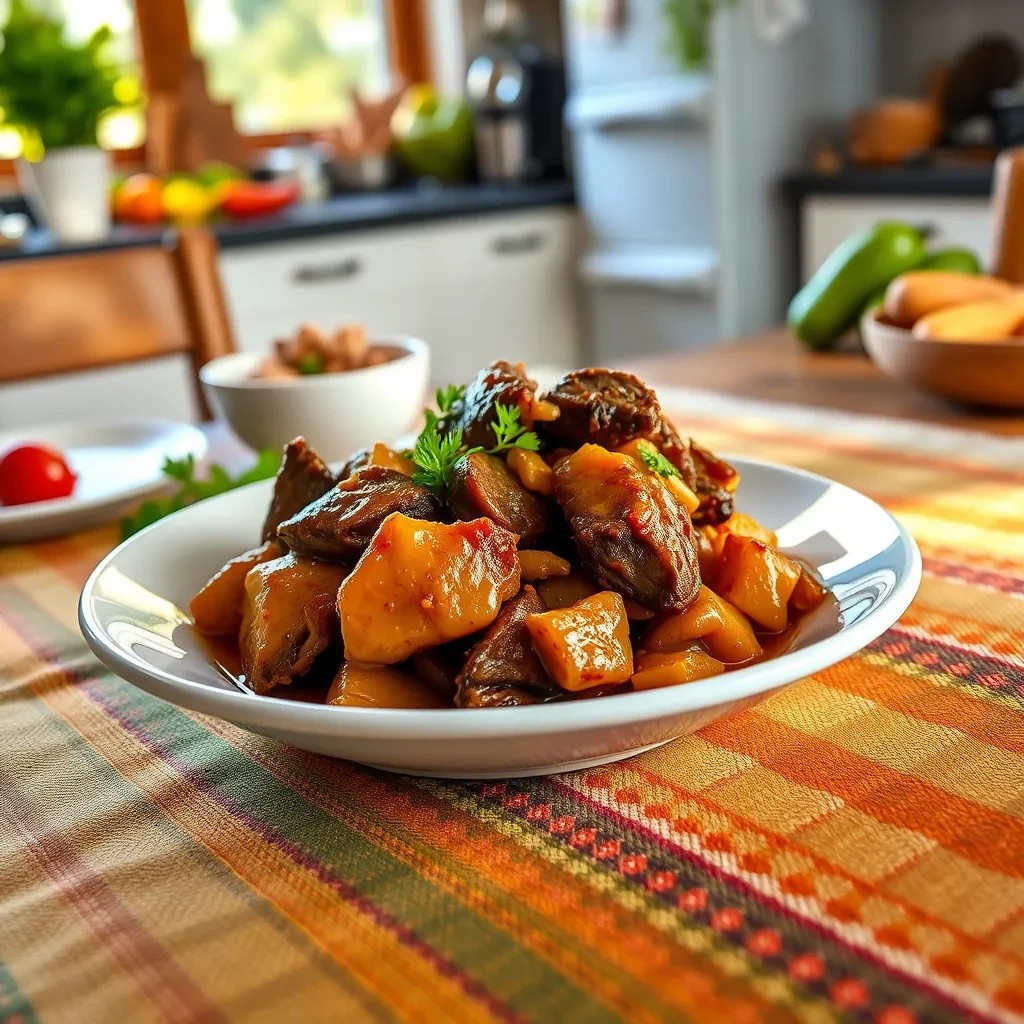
[425,210,580,382]
[801,196,993,282]
[219,208,581,385]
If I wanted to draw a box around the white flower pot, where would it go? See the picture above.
[17,146,111,243]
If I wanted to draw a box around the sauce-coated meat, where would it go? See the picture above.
[554,444,701,613]
[277,466,442,563]
[448,451,549,547]
[240,553,349,694]
[338,513,521,664]
[454,361,547,450]
[261,438,336,542]
[542,369,662,449]
[456,586,561,707]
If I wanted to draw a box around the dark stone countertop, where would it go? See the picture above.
[0,179,576,263]
[782,165,994,200]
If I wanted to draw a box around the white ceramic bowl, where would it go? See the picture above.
[79,456,921,779]
[200,336,429,462]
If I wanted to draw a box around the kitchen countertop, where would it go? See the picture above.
[0,179,575,263]
[783,164,993,199]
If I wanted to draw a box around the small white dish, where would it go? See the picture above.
[200,336,430,463]
[79,456,921,778]
[0,420,207,544]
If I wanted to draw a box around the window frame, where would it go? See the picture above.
[1,0,430,177]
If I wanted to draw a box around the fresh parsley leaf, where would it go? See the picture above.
[637,440,679,479]
[487,403,542,455]
[411,427,474,493]
[435,384,465,414]
[120,449,280,540]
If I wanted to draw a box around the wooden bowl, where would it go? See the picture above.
[861,311,1024,409]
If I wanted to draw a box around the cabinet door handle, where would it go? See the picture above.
[291,257,364,284]
[491,231,546,256]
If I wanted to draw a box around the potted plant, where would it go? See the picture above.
[0,0,122,242]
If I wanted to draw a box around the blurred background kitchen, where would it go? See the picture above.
[2,0,1023,429]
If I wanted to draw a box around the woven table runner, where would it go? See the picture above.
[1,393,1023,1024]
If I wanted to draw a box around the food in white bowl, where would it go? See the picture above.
[200,334,429,463]
[80,363,920,777]
[250,322,397,379]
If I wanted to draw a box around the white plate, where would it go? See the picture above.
[79,457,921,778]
[0,420,208,544]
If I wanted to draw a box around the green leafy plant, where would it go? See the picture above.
[0,0,122,152]
[663,0,737,70]
[120,449,280,540]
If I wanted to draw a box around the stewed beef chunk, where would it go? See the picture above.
[655,421,699,490]
[554,444,700,613]
[448,452,549,547]
[240,553,349,694]
[454,360,545,450]
[690,443,737,527]
[456,586,562,707]
[261,438,335,542]
[277,466,442,562]
[542,369,662,450]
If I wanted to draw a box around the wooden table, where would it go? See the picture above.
[627,328,1024,437]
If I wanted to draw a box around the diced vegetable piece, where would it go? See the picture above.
[507,448,555,496]
[722,512,777,547]
[643,586,762,664]
[338,514,520,664]
[790,567,828,614]
[715,534,800,632]
[369,442,416,476]
[632,646,725,690]
[525,591,633,691]
[616,439,701,515]
[536,573,600,610]
[518,549,572,581]
[190,539,283,635]
[327,663,450,708]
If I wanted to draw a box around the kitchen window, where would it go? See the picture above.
[0,0,428,167]
[186,0,392,134]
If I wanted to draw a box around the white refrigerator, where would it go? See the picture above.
[561,0,881,361]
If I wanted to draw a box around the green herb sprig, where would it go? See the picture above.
[120,449,280,539]
[638,440,680,479]
[409,393,542,495]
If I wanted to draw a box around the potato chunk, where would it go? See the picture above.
[790,567,828,614]
[518,549,572,581]
[190,539,283,636]
[338,513,520,664]
[327,663,449,708]
[715,534,800,632]
[643,586,761,664]
[525,591,633,691]
[632,647,725,690]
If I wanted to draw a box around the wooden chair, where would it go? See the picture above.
[0,226,235,420]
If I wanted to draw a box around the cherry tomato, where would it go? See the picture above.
[0,444,78,506]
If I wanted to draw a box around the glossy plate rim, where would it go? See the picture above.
[78,455,922,741]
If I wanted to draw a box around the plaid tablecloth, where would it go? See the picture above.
[2,392,1023,1024]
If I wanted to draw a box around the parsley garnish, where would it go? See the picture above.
[638,440,680,479]
[411,428,481,493]
[435,384,465,413]
[120,449,280,539]
[409,393,543,495]
[487,403,542,455]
